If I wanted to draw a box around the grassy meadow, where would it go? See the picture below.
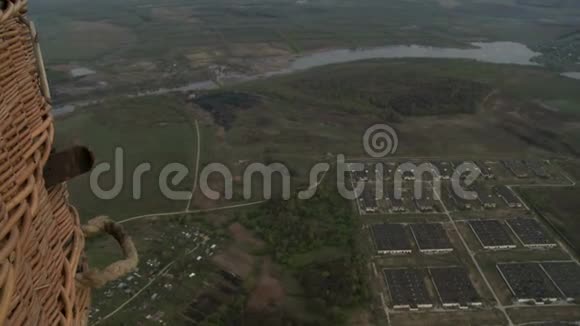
[29,0,580,103]
[52,57,580,324]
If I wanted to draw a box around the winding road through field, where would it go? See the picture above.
[185,119,201,212]
[95,118,269,324]
[94,118,341,323]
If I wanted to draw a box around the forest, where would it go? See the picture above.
[242,185,369,323]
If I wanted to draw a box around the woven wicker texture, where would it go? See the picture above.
[1,0,91,324]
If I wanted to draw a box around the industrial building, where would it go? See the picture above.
[469,220,516,250]
[361,186,379,213]
[384,268,433,310]
[506,218,557,248]
[475,186,497,209]
[475,160,495,179]
[371,224,413,255]
[433,161,452,180]
[503,160,530,179]
[429,267,482,309]
[445,184,473,211]
[415,197,435,212]
[351,165,370,182]
[390,197,407,213]
[541,262,580,302]
[497,263,560,304]
[411,223,454,254]
[494,185,523,208]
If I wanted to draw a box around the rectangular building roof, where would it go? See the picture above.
[494,186,521,205]
[469,220,516,249]
[497,263,561,302]
[433,161,452,178]
[430,267,480,306]
[541,262,580,300]
[503,160,530,178]
[506,218,555,247]
[371,224,412,252]
[384,268,431,308]
[411,223,453,251]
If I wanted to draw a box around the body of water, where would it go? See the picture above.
[70,67,96,78]
[288,42,541,71]
[58,41,580,115]
[562,72,580,80]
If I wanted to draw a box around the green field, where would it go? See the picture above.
[8,0,580,323]
[55,95,197,220]
[29,0,580,105]
[521,185,580,252]
[31,0,580,64]
[52,56,580,324]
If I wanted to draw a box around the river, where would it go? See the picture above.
[54,41,580,116]
[561,72,580,80]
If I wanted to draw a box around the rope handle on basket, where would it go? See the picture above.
[76,216,138,288]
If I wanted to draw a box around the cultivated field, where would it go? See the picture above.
[30,0,580,104]
[53,59,580,324]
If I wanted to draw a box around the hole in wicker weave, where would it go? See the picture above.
[76,264,84,273]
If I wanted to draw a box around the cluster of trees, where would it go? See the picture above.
[268,72,491,121]
[242,187,354,264]
[383,79,489,116]
[241,185,368,324]
[192,91,261,129]
[298,254,368,308]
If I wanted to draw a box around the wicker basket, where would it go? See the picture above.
[0,1,91,324]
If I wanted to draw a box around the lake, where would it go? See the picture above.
[55,41,566,115]
[288,42,541,71]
